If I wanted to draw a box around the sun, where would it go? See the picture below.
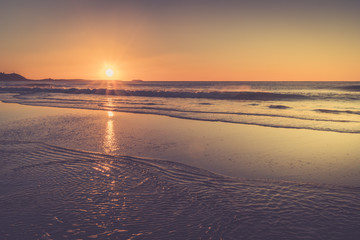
[105,68,114,77]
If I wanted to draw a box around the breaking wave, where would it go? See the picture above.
[1,81,360,134]
[0,86,309,101]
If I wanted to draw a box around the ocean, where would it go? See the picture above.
[1,80,360,239]
[1,80,360,133]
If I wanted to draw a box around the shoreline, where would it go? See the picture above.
[2,96,360,135]
[1,101,360,187]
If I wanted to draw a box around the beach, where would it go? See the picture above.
[1,101,360,239]
[1,101,360,186]
[3,0,360,238]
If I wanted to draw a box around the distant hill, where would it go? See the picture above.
[0,72,28,81]
[131,79,144,83]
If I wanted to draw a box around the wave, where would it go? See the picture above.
[268,104,291,109]
[0,86,309,101]
[1,87,360,134]
[1,141,360,239]
[315,109,360,115]
[0,92,359,134]
[8,92,360,123]
[341,85,360,91]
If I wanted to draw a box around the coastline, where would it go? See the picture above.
[1,100,360,239]
[1,101,360,187]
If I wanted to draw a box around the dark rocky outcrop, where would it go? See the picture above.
[0,72,28,81]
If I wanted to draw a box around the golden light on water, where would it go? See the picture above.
[103,111,117,154]
[107,111,114,118]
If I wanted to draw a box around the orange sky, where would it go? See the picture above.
[1,1,360,81]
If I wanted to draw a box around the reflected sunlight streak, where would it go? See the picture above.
[103,111,117,154]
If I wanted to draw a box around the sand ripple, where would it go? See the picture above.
[1,142,360,239]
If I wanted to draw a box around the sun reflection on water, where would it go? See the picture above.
[108,111,114,117]
[103,111,117,154]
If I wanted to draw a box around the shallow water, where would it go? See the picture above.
[1,141,360,240]
[1,102,359,187]
[1,80,360,133]
[1,80,360,239]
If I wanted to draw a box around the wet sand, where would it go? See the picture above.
[1,101,360,187]
[1,101,360,239]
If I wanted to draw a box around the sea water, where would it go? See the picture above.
[1,80,360,239]
[1,80,360,133]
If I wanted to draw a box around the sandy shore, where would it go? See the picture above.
[1,101,360,186]
[1,101,360,239]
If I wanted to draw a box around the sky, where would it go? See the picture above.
[1,0,360,81]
